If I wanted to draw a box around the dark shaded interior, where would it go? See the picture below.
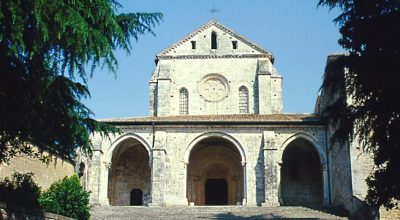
[130,189,143,206]
[205,178,228,205]
[281,138,323,207]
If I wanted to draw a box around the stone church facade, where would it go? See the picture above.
[85,20,366,212]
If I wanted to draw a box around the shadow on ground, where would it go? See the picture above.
[207,212,321,220]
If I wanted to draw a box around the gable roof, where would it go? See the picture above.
[156,20,273,59]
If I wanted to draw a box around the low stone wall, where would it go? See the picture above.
[380,203,400,220]
[0,150,75,189]
[0,203,75,220]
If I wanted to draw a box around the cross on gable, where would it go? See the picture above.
[207,4,220,18]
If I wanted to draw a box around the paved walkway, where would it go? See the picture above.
[91,206,348,219]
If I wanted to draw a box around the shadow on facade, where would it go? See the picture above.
[280,138,323,207]
[255,139,265,205]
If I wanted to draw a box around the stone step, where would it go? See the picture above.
[91,206,348,219]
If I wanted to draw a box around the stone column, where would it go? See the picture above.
[322,163,329,207]
[87,150,102,205]
[232,175,241,205]
[149,151,166,206]
[149,131,166,206]
[262,131,279,207]
[99,161,111,206]
[188,175,199,206]
[242,162,247,206]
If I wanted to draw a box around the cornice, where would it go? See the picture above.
[113,123,325,130]
[157,54,272,60]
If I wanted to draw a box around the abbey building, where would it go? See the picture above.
[85,20,370,212]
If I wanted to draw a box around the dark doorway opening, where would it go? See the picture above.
[205,178,228,205]
[130,189,143,206]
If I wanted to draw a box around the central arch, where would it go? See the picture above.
[185,133,246,206]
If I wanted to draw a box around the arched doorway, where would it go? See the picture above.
[130,189,143,206]
[280,138,323,206]
[187,136,244,205]
[108,138,151,206]
[205,178,228,205]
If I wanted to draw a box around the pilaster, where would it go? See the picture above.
[257,60,272,114]
[87,150,102,205]
[261,131,280,207]
[149,81,157,116]
[149,131,167,206]
[156,65,171,116]
[271,75,283,113]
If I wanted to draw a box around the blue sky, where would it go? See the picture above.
[83,0,342,119]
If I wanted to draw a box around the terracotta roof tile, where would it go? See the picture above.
[99,114,320,124]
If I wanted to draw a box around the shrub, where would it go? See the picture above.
[39,175,90,220]
[0,172,41,208]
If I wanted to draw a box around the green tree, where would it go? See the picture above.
[0,172,41,208]
[39,175,90,220]
[0,1,162,162]
[318,0,400,208]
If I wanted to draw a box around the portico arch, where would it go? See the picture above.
[99,133,152,206]
[279,133,328,207]
[279,133,326,165]
[184,132,246,206]
[105,133,152,164]
[184,132,246,164]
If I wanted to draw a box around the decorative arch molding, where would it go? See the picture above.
[105,133,152,164]
[183,132,246,165]
[279,132,326,165]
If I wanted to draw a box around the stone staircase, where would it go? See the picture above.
[91,206,348,219]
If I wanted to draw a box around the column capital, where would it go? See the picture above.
[321,163,328,171]
[263,131,277,150]
[104,162,112,170]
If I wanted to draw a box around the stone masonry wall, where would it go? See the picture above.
[349,141,374,200]
[329,140,353,209]
[92,124,328,207]
[153,57,283,116]
[0,150,74,189]
[151,21,282,116]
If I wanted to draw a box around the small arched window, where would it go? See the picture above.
[239,86,249,113]
[211,31,217,49]
[179,88,189,115]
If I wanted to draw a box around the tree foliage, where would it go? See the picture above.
[318,0,400,208]
[39,175,90,220]
[0,0,162,162]
[0,172,41,208]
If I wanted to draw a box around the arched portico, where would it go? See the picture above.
[184,132,247,206]
[279,133,329,207]
[98,133,152,206]
[183,132,246,164]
